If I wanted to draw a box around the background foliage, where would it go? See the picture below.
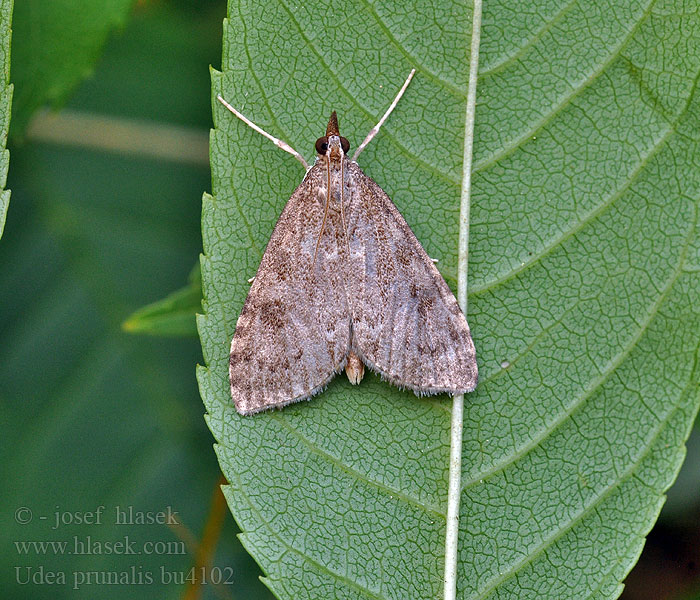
[0,1,699,600]
[1,1,272,599]
[11,0,132,134]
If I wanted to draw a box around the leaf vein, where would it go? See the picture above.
[472,312,696,600]
[473,0,657,173]
[361,0,464,96]
[463,204,696,492]
[479,0,579,76]
[224,474,387,600]
[273,412,446,518]
[275,0,460,186]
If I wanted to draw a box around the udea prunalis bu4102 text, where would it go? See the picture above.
[218,70,477,415]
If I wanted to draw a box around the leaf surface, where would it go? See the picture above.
[200,2,700,598]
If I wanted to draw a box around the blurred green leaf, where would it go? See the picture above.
[0,0,11,237]
[123,264,202,337]
[1,137,213,600]
[1,2,274,599]
[10,0,134,135]
[200,1,700,598]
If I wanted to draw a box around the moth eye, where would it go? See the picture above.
[340,137,350,154]
[315,136,329,154]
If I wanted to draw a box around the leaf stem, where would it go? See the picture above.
[445,1,483,599]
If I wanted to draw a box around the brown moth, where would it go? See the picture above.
[218,70,477,415]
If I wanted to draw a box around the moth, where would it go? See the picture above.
[218,70,477,415]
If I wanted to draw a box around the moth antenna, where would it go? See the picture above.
[217,95,310,170]
[351,68,416,162]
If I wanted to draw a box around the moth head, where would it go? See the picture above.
[316,111,350,156]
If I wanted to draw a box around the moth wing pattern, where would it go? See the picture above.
[345,162,478,395]
[229,166,351,415]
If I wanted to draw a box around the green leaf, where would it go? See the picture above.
[0,0,11,238]
[122,264,202,337]
[200,2,700,599]
[10,0,133,135]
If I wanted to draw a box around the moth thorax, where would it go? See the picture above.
[326,170,346,204]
